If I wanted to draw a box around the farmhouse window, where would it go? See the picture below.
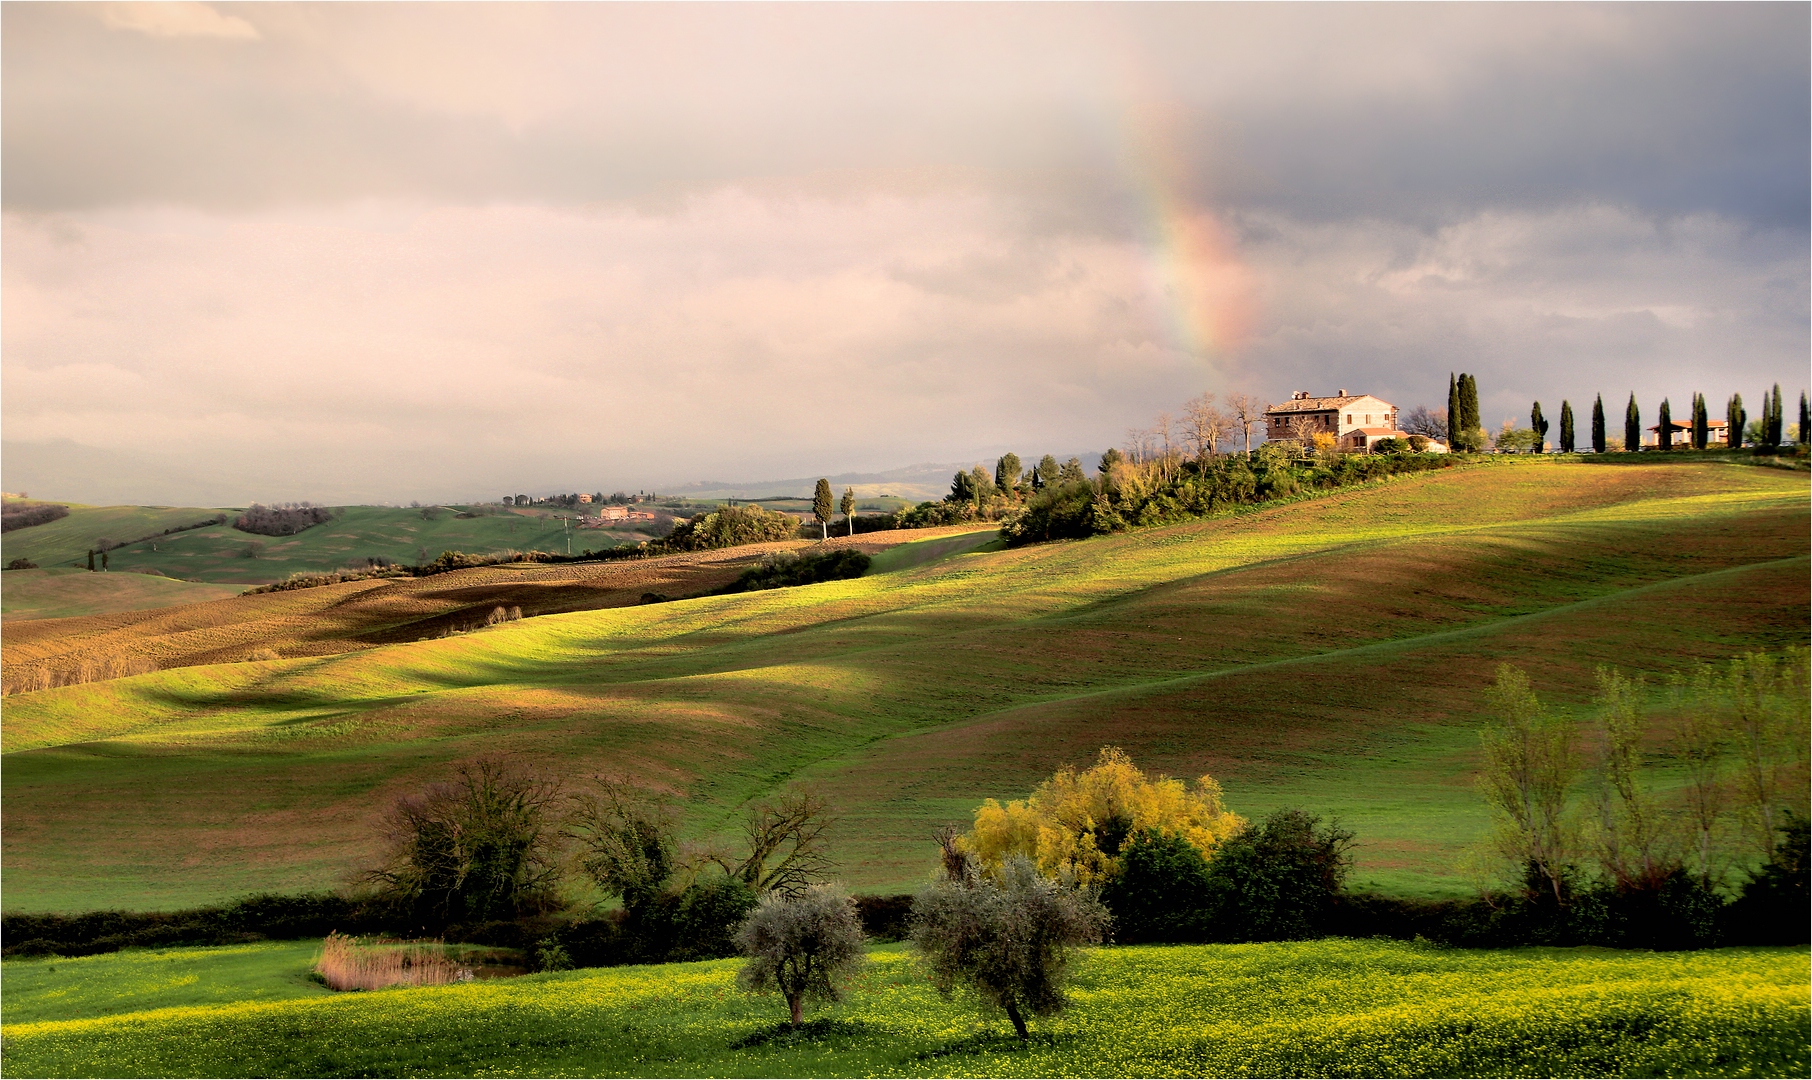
[1346,414,1353,424]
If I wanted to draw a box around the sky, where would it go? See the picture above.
[3,2,1807,506]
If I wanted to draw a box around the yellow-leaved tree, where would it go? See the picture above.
[962,747,1244,885]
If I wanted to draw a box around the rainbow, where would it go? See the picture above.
[1107,68,1258,370]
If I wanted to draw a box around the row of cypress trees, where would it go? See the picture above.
[1515,384,1804,454]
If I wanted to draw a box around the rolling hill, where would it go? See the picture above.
[0,500,660,586]
[1,459,1805,913]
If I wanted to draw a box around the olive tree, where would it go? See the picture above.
[736,884,867,1025]
[909,847,1108,1041]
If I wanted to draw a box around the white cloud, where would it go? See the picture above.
[97,2,259,41]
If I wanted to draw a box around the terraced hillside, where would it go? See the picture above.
[2,460,1805,912]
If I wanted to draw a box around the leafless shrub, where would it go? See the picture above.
[366,758,566,924]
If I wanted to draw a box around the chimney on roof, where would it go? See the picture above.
[1293,390,1308,400]
[1337,389,1348,397]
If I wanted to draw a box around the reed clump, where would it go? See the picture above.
[313,932,468,992]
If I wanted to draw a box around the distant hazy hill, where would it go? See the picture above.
[672,452,1103,502]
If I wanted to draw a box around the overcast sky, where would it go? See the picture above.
[4,2,1806,505]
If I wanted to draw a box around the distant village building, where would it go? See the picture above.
[1265,390,1411,452]
[577,493,593,503]
[580,504,659,528]
[1645,418,1727,447]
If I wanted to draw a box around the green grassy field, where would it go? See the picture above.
[3,940,1804,1077]
[1,459,1806,911]
[1,501,651,585]
[1,568,246,621]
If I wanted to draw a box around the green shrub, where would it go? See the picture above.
[724,548,870,593]
[1099,829,1213,944]
[1202,809,1354,942]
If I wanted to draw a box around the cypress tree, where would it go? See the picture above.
[1727,393,1746,449]
[1458,373,1481,451]
[1767,383,1784,448]
[1657,399,1673,450]
[1447,372,1461,448]
[813,478,833,540]
[1591,394,1606,453]
[86,549,95,572]
[840,487,855,536]
[1559,400,1575,453]
[1624,394,1641,452]
[1530,401,1549,453]
[1799,391,1808,448]
[1691,393,1708,449]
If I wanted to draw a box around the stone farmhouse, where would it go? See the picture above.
[1265,390,1417,452]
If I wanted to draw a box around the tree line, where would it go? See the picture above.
[234,503,335,537]
[1470,651,1808,947]
[1442,373,1807,454]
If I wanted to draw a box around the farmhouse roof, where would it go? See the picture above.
[1649,418,1727,432]
[1267,391,1385,414]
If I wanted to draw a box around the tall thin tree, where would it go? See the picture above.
[1657,398,1673,451]
[1459,374,1482,451]
[812,479,833,541]
[1800,391,1809,448]
[1624,394,1641,452]
[840,488,855,537]
[1559,400,1575,454]
[1767,383,1784,448]
[1447,372,1461,448]
[1691,393,1708,450]
[1591,394,1606,453]
[1530,401,1549,453]
[1727,393,1746,449]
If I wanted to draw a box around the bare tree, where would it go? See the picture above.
[1288,414,1317,448]
[1123,425,1150,465]
[566,777,675,911]
[1225,393,1265,458]
[1181,393,1227,460]
[1402,405,1449,439]
[737,884,867,1026]
[705,788,836,898]
[369,758,565,923]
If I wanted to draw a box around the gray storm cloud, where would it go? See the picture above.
[2,2,1805,504]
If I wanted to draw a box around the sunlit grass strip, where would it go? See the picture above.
[4,941,1804,1078]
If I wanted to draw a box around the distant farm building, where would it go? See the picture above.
[1645,418,1728,447]
[581,504,659,528]
[578,493,593,503]
[1266,390,1412,452]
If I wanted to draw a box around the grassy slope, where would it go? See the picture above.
[0,941,330,1025]
[1,502,652,585]
[1,569,245,621]
[3,940,1805,1077]
[1,461,1805,911]
[0,529,982,690]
